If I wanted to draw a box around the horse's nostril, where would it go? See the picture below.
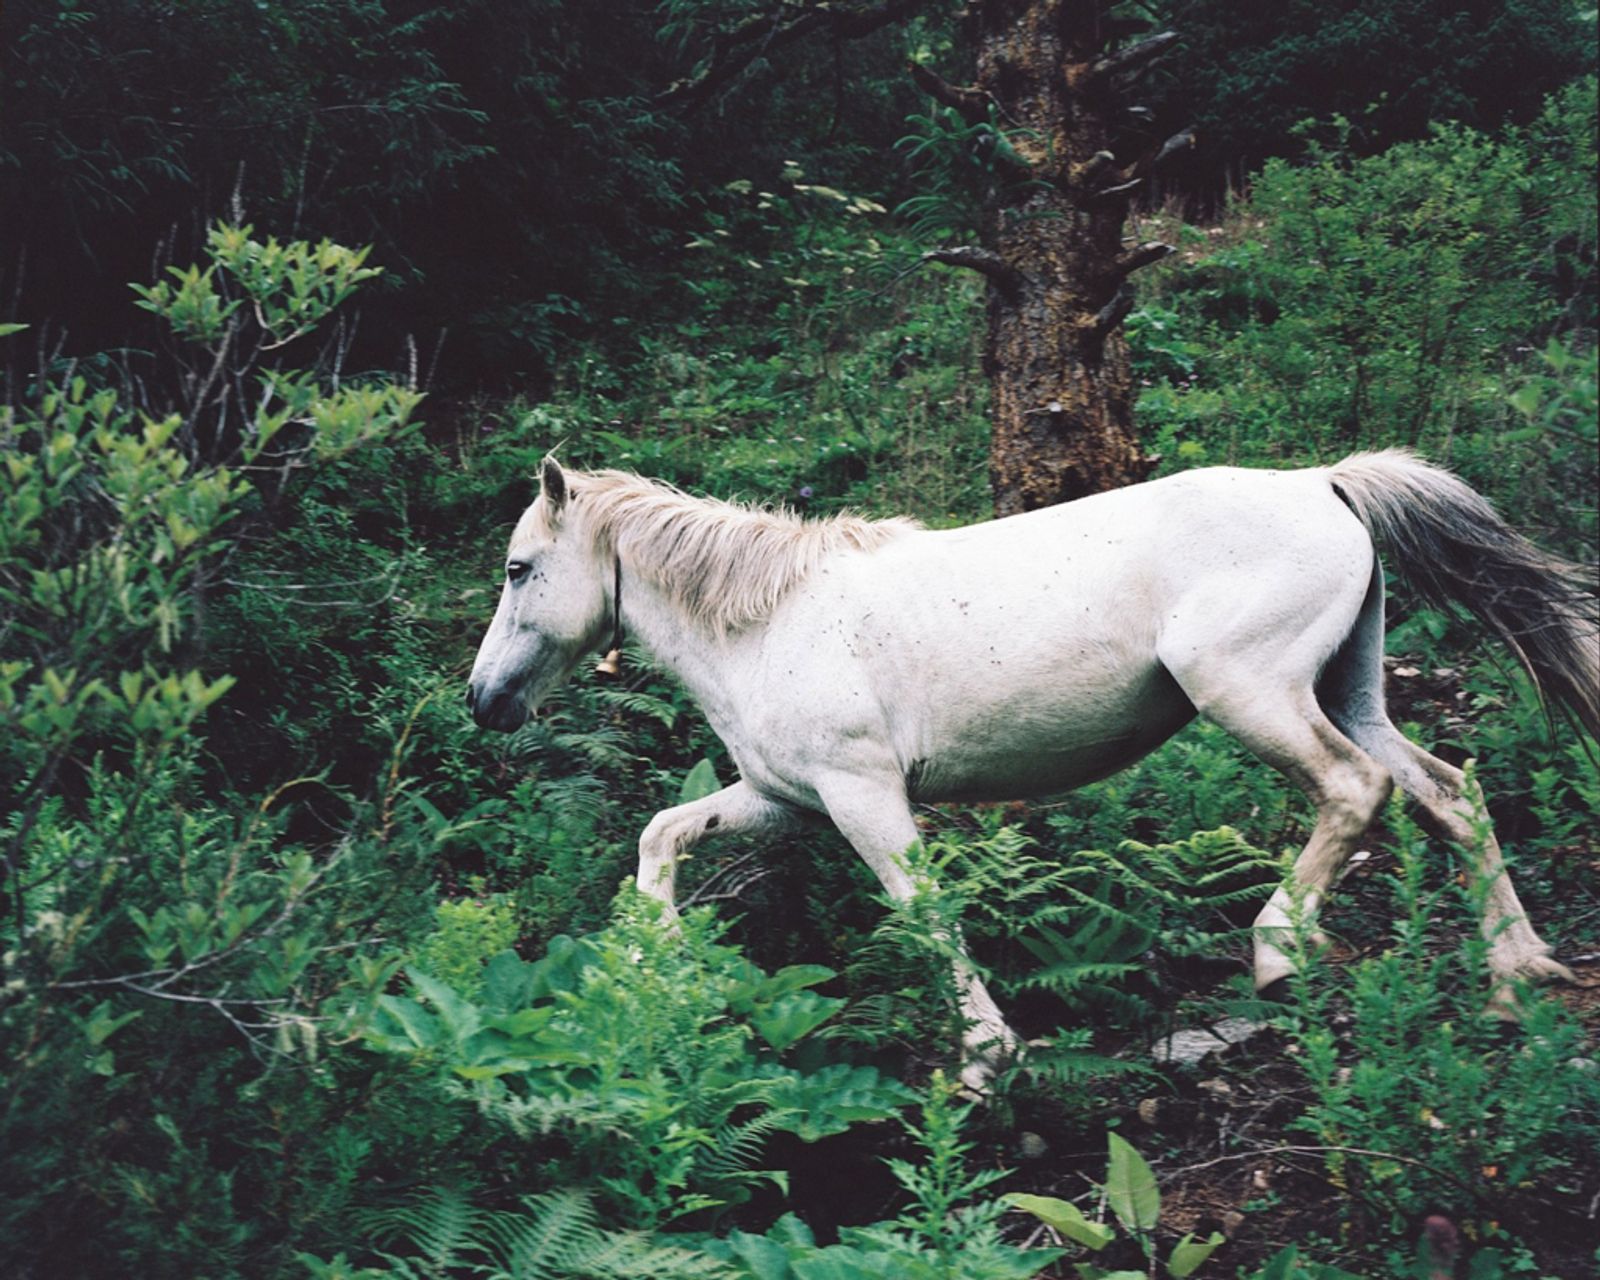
[465,684,478,711]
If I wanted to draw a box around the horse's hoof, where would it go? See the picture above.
[1522,954,1577,985]
[1488,951,1577,998]
[957,1065,996,1102]
[1256,976,1294,1004]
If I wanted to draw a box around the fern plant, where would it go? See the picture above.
[700,1071,1065,1280]
[1286,793,1600,1236]
[845,821,1276,1081]
[364,892,917,1230]
[301,1185,732,1279]
[895,105,1046,242]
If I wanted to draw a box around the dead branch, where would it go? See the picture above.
[922,246,1023,295]
[1084,177,1143,206]
[1087,284,1134,339]
[1150,126,1197,170]
[907,60,990,123]
[1090,31,1179,85]
[659,0,925,110]
[1072,149,1118,187]
[1114,242,1175,276]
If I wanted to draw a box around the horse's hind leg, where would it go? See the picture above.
[1210,694,1392,992]
[1345,728,1572,1000]
[1317,587,1572,1001]
[1161,623,1393,991]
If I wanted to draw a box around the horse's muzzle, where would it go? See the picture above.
[465,681,529,732]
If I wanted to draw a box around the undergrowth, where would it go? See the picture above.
[2,76,1596,1279]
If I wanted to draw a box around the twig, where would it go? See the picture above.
[1161,1142,1479,1195]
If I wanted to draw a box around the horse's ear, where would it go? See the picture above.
[540,457,568,515]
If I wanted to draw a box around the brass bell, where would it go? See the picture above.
[594,648,623,678]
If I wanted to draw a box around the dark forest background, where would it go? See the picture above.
[2,4,1597,1278]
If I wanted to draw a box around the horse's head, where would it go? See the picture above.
[466,458,610,731]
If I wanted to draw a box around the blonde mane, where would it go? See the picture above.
[527,469,918,637]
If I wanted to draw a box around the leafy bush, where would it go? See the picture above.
[366,893,918,1230]
[0,228,446,1278]
[1286,799,1600,1236]
[699,1072,1065,1280]
[1137,78,1598,551]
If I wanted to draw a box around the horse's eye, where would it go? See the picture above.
[506,560,531,583]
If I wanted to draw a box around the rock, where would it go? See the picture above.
[1151,1016,1265,1065]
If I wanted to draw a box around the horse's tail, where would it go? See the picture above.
[1327,449,1599,740]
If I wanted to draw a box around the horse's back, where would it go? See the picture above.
[754,462,1378,803]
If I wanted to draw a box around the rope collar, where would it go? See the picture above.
[595,554,624,677]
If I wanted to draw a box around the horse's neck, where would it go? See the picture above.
[617,570,746,728]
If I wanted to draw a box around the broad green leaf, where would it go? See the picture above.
[793,1247,931,1280]
[1005,1193,1115,1250]
[482,949,540,1013]
[1507,384,1542,418]
[484,1007,556,1038]
[762,1064,917,1141]
[748,990,844,1052]
[679,757,721,803]
[1246,1244,1362,1280]
[370,995,442,1050]
[404,968,481,1042]
[1167,1230,1226,1278]
[757,963,837,1001]
[1104,1132,1160,1235]
[1250,1246,1301,1280]
[83,1001,142,1047]
[520,934,598,1000]
[720,1229,798,1280]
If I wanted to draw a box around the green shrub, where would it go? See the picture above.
[365,892,918,1230]
[1286,797,1600,1238]
[0,228,448,1278]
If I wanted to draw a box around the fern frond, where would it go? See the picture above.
[1014,961,1144,993]
[1018,1048,1153,1086]
[551,724,636,770]
[594,687,678,728]
[565,1232,733,1280]
[480,1187,601,1280]
[700,1110,786,1191]
[364,1184,484,1271]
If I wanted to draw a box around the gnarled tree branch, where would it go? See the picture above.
[922,246,1022,295]
[1072,149,1118,187]
[1086,284,1135,339]
[658,0,925,110]
[907,60,990,124]
[1090,31,1179,85]
[1084,177,1143,205]
[1114,242,1175,276]
[1148,126,1197,171]
[1115,125,1198,185]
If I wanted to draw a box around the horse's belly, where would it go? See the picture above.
[904,665,1196,803]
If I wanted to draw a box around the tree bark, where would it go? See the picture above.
[919,2,1185,515]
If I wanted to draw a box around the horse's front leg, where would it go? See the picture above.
[814,771,1021,1094]
[636,780,805,915]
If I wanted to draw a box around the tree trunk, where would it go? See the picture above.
[916,2,1188,515]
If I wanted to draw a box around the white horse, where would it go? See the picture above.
[467,452,1597,1088]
